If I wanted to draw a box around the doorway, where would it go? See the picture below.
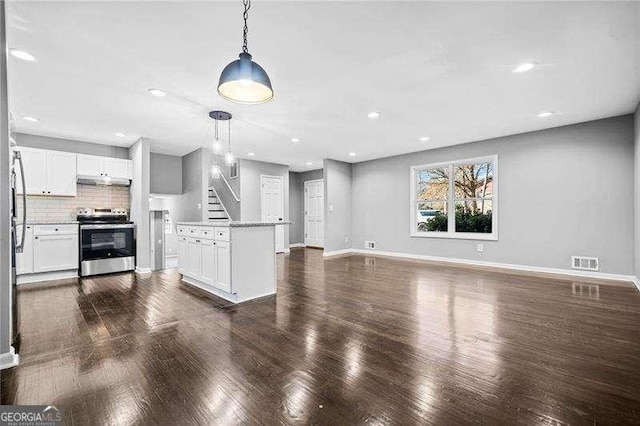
[260,175,285,253]
[304,179,324,248]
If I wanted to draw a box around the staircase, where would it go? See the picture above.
[207,188,230,222]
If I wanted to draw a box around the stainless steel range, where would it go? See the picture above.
[77,207,136,277]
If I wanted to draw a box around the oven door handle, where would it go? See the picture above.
[80,224,136,230]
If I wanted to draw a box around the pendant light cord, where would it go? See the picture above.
[228,119,232,153]
[242,0,251,53]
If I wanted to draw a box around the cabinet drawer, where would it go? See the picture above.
[200,227,215,239]
[33,224,78,236]
[185,227,201,237]
[214,227,230,241]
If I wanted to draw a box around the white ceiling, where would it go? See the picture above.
[7,1,640,171]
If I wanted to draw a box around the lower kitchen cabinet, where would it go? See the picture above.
[15,225,34,275]
[17,223,79,282]
[215,240,231,292]
[175,223,278,303]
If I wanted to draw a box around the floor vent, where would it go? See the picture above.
[364,240,376,249]
[571,256,599,272]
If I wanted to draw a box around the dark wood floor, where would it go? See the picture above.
[2,248,640,425]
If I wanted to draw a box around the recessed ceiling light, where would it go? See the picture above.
[306,161,312,166]
[115,132,126,137]
[348,152,356,157]
[148,88,166,97]
[419,136,430,142]
[537,111,554,118]
[290,138,300,143]
[367,111,380,119]
[512,62,535,73]
[9,49,36,62]
[247,152,255,156]
[22,116,39,122]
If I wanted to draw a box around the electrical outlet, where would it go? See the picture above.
[477,243,484,253]
[329,205,334,212]
[345,237,349,243]
[365,240,376,249]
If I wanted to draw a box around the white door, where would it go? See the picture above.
[200,239,216,285]
[18,147,47,195]
[47,151,77,196]
[177,236,187,273]
[304,179,324,247]
[261,175,285,253]
[104,158,132,179]
[215,241,231,292]
[187,238,201,277]
[77,154,104,176]
[33,234,78,272]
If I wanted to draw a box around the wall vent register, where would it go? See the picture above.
[571,256,599,272]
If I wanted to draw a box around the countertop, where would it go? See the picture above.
[177,221,292,228]
[19,221,79,225]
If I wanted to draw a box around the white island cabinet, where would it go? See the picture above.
[176,222,286,303]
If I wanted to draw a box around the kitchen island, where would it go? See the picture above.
[176,221,289,303]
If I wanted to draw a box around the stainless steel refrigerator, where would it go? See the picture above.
[9,132,25,351]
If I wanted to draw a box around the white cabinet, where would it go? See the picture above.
[200,239,216,285]
[17,148,76,196]
[177,236,187,274]
[46,151,77,196]
[215,240,231,292]
[104,158,132,179]
[15,225,34,275]
[33,225,78,273]
[77,154,132,180]
[186,237,202,277]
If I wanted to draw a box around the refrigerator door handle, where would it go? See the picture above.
[14,151,26,254]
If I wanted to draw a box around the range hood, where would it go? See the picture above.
[77,175,131,187]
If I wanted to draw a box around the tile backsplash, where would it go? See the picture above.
[17,184,130,222]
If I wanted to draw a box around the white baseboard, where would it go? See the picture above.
[289,243,305,248]
[17,270,78,285]
[135,267,152,274]
[284,248,291,254]
[334,248,636,285]
[323,248,353,257]
[0,347,19,370]
[633,277,640,292]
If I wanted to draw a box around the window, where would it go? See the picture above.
[410,155,497,240]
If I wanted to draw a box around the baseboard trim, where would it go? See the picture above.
[135,267,152,274]
[0,347,19,370]
[342,248,635,285]
[633,277,640,292]
[17,270,78,285]
[323,248,353,257]
[289,243,305,248]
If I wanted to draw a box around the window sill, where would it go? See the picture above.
[410,232,498,241]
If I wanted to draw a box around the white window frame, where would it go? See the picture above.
[410,154,498,241]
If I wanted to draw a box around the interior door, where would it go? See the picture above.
[47,151,77,196]
[261,175,285,253]
[304,179,324,247]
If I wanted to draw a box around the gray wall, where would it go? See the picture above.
[181,149,206,222]
[324,159,352,253]
[351,115,635,275]
[0,2,11,357]
[150,153,182,195]
[289,169,324,245]
[15,133,129,158]
[240,158,290,245]
[635,103,640,280]
[129,138,151,271]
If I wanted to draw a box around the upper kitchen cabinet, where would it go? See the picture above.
[77,154,132,180]
[17,147,77,196]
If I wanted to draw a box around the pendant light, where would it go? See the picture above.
[208,110,233,178]
[217,0,273,104]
